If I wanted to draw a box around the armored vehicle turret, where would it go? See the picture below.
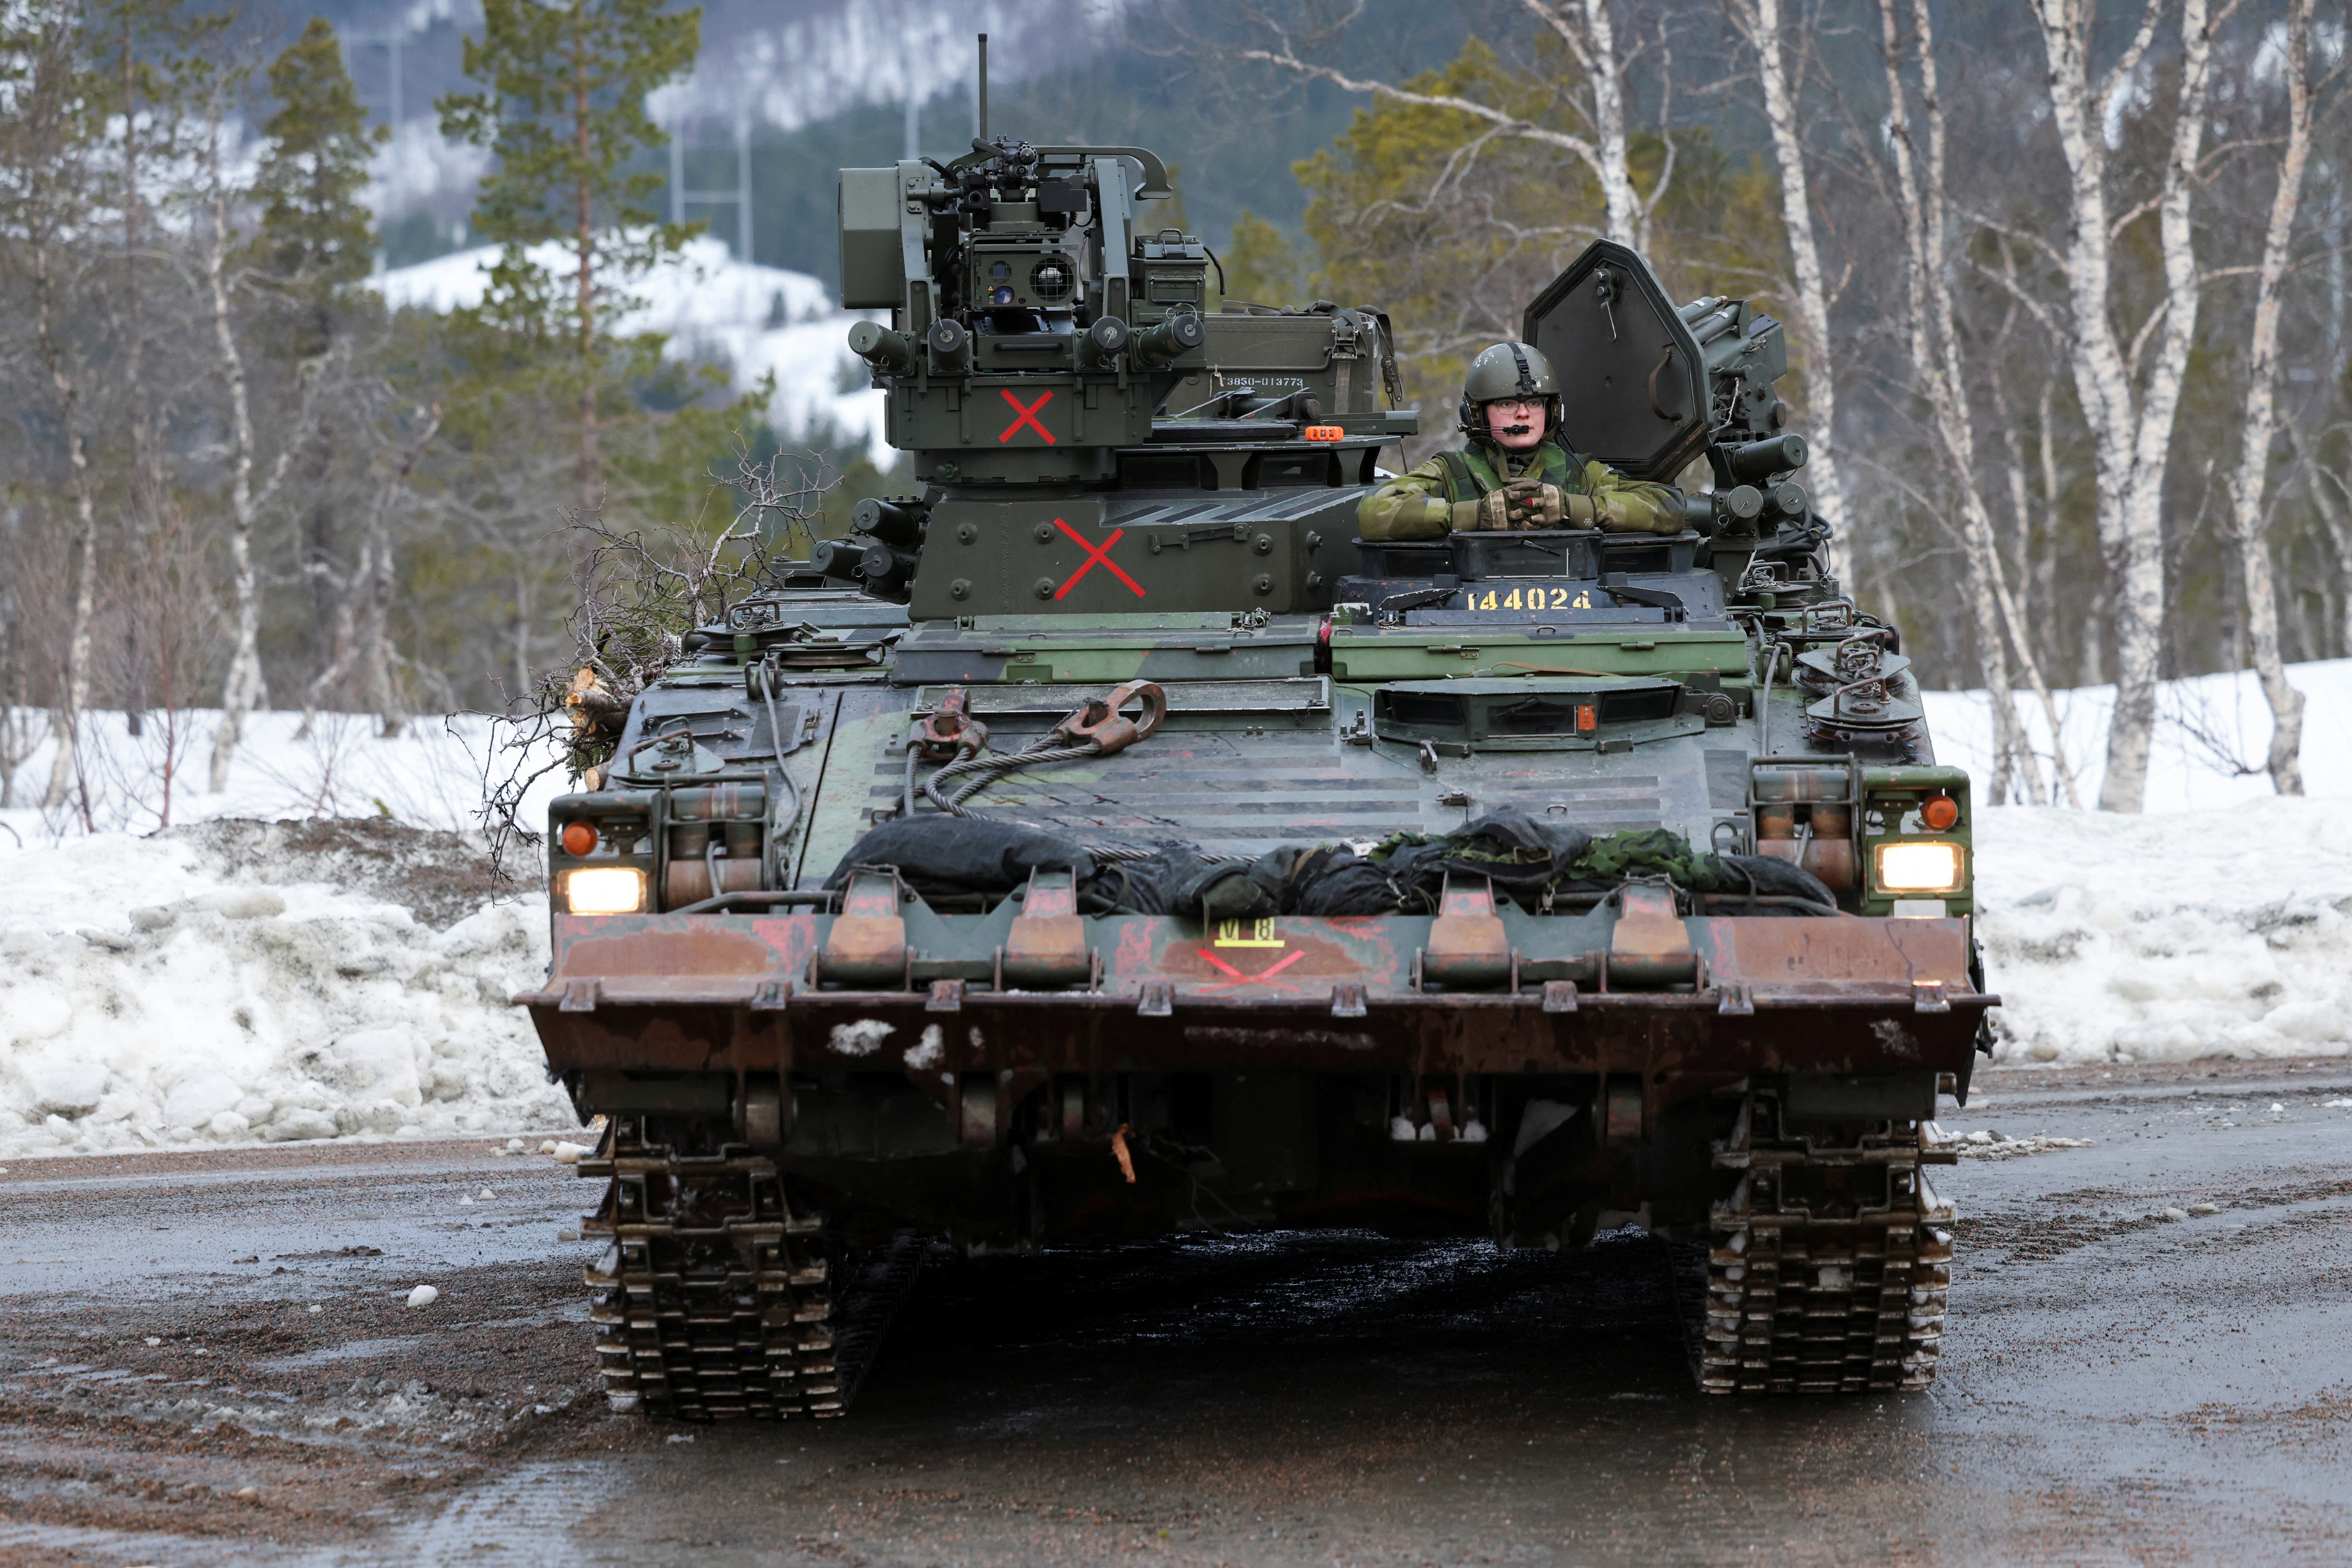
[516,120,1993,1420]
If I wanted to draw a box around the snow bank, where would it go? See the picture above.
[7,656,2352,1138]
[1926,660,2352,1065]
[375,236,886,457]
[0,819,576,1159]
[0,706,566,845]
[1921,658,2352,812]
[1975,799,2352,1066]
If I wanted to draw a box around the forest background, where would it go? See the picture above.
[0,0,2345,828]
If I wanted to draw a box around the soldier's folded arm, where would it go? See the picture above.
[1581,460,1686,536]
[1356,463,1456,541]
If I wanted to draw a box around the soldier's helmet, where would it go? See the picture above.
[1458,341,1561,436]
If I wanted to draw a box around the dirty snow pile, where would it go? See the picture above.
[1927,658,2352,1067]
[0,818,578,1158]
[1974,797,2352,1066]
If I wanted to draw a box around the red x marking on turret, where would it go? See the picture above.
[999,389,1055,445]
[1053,517,1145,598]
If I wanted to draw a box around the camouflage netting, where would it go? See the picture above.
[827,807,1837,918]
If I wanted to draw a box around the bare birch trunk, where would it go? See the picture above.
[1994,373,2084,806]
[1728,0,1853,588]
[303,405,437,739]
[204,119,265,795]
[2031,0,2213,812]
[2303,456,2352,656]
[33,221,98,818]
[1878,0,2042,803]
[1577,0,1634,248]
[1515,1,1636,245]
[2222,0,2313,796]
[572,12,600,521]
[119,28,153,740]
[1238,8,1628,247]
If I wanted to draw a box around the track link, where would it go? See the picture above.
[1693,1087,1954,1394]
[577,1118,838,1420]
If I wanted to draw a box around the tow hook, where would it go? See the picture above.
[1051,680,1167,756]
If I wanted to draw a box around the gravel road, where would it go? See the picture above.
[0,1057,2346,1567]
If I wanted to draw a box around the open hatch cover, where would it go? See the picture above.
[1522,240,1708,481]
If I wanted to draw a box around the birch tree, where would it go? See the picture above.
[1231,0,1654,247]
[1876,0,2080,805]
[0,7,108,817]
[2222,0,2314,796]
[209,18,388,781]
[197,68,275,794]
[2028,0,2216,812]
[1723,0,1855,596]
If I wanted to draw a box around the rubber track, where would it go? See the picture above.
[1695,1088,1953,1394]
[577,1118,839,1420]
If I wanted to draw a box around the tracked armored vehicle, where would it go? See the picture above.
[517,130,1994,1419]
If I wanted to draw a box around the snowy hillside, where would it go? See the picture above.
[3,659,2350,1157]
[376,236,887,457]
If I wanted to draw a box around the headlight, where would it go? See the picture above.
[1875,841,1964,894]
[565,866,646,915]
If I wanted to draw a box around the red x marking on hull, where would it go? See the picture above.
[1054,517,1145,598]
[999,389,1055,445]
[1195,948,1307,992]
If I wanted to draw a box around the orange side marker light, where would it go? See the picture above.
[1921,795,1960,831]
[560,821,598,856]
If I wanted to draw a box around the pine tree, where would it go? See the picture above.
[1220,210,1302,307]
[248,17,401,743]
[255,17,385,320]
[439,0,701,518]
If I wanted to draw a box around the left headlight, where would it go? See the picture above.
[565,866,647,915]
[1874,841,1964,894]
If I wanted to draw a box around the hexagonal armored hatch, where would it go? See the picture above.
[1521,240,1708,481]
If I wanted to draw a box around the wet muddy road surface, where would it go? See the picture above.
[0,1058,2347,1567]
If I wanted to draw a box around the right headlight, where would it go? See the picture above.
[565,866,647,915]
[1874,841,1965,894]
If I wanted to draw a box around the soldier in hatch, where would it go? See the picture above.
[1357,341,1684,539]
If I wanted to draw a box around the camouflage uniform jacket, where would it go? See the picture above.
[1356,436,1684,540]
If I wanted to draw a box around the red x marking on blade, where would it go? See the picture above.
[999,388,1055,445]
[1195,948,1307,992]
[1054,517,1145,599]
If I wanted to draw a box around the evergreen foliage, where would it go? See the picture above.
[254,17,387,300]
[1219,210,1303,307]
[436,0,717,521]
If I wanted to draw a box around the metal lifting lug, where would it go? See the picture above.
[1049,679,1167,756]
[817,868,908,988]
[1422,875,1510,990]
[1609,880,1696,987]
[913,686,988,760]
[1000,868,1092,989]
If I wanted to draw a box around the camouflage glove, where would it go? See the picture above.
[1502,478,1565,528]
[1450,481,1569,531]
[1451,491,1519,530]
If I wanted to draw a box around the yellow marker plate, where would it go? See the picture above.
[1212,918,1285,948]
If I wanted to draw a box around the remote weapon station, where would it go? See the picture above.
[519,49,1994,1419]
